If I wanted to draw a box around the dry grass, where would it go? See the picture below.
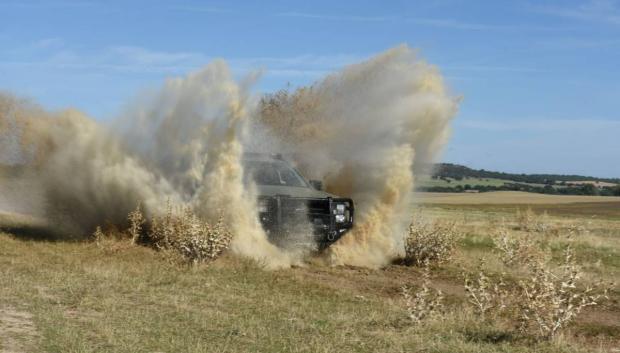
[94,202,233,265]
[462,241,612,341]
[415,191,620,205]
[515,207,550,233]
[1,198,619,352]
[147,204,233,264]
[412,203,619,348]
[514,243,612,340]
[464,260,508,319]
[403,215,460,266]
[127,203,145,245]
[402,263,445,325]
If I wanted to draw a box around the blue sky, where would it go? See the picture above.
[1,0,619,177]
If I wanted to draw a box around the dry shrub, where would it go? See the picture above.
[93,226,105,248]
[465,236,612,341]
[493,229,542,266]
[515,208,550,233]
[128,203,145,244]
[565,222,590,237]
[148,203,233,264]
[93,202,233,264]
[402,263,444,325]
[464,260,508,320]
[90,224,137,253]
[515,244,611,340]
[404,216,460,266]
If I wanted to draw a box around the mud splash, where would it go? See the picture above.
[258,45,458,267]
[0,45,458,268]
[0,62,289,267]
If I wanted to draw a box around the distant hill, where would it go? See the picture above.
[3,162,619,196]
[418,163,620,196]
[433,163,620,185]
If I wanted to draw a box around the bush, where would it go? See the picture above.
[515,208,550,233]
[402,263,444,325]
[493,229,541,266]
[93,226,105,247]
[128,203,145,244]
[148,204,233,264]
[464,260,508,320]
[515,244,610,340]
[95,202,233,265]
[403,216,460,266]
[465,236,612,341]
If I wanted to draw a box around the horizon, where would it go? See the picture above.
[1,0,619,178]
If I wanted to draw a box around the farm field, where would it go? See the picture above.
[1,193,619,353]
[415,191,620,204]
[416,175,510,188]
[2,2,619,352]
[415,168,619,196]
[415,191,620,219]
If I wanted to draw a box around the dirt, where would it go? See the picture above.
[0,306,38,353]
[291,263,465,301]
[291,262,620,348]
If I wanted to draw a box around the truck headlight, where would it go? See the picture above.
[336,204,346,213]
[257,199,269,213]
[334,202,349,223]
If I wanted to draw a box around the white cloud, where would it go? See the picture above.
[456,118,620,132]
[31,37,64,49]
[0,40,363,79]
[105,46,207,66]
[170,5,233,14]
[275,11,563,31]
[0,1,99,9]
[532,0,620,25]
[441,65,543,73]
[275,12,394,22]
[535,37,620,49]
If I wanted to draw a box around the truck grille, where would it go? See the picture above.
[257,195,354,245]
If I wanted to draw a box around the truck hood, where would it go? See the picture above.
[254,185,335,199]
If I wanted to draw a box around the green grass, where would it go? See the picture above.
[548,241,620,269]
[459,233,496,251]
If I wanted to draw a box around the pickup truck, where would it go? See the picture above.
[243,153,354,249]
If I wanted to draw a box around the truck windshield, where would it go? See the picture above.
[243,161,308,187]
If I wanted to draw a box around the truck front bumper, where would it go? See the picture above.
[257,195,354,248]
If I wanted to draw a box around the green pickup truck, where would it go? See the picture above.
[243,153,354,249]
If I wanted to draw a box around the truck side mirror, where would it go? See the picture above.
[309,180,323,190]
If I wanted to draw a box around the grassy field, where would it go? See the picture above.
[417,175,509,188]
[416,175,618,190]
[1,192,619,352]
[415,191,620,204]
[414,191,620,220]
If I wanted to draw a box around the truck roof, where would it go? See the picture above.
[242,152,286,162]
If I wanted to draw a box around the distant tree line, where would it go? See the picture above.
[419,183,620,196]
[419,163,620,196]
[432,163,620,185]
